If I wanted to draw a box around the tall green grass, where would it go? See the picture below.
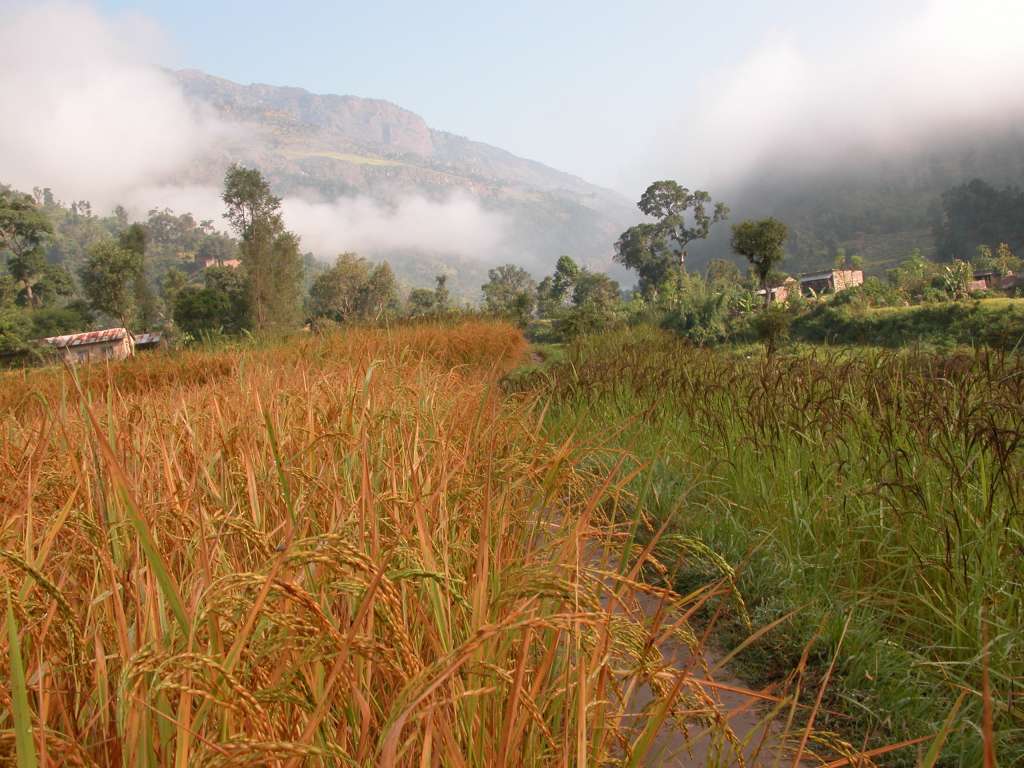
[530,326,1023,766]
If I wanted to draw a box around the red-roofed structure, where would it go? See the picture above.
[43,328,135,364]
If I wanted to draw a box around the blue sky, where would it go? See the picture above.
[92,0,927,194]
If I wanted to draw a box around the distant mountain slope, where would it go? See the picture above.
[171,70,636,293]
[691,128,1024,276]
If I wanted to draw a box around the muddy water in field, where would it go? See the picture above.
[625,592,793,767]
[571,535,805,765]
[581,531,793,766]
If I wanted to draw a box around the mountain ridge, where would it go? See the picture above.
[170,69,636,294]
[176,68,615,197]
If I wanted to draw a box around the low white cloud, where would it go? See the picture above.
[0,1,510,264]
[282,193,509,260]
[647,0,1024,188]
[0,2,234,209]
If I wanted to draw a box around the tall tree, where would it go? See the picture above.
[551,255,580,302]
[309,253,371,322]
[265,231,304,328]
[730,218,789,307]
[222,165,302,331]
[482,264,537,321]
[361,262,399,321]
[79,240,142,327]
[615,181,729,294]
[407,288,437,317]
[0,188,54,308]
[119,223,160,330]
[434,275,450,312]
[571,270,620,308]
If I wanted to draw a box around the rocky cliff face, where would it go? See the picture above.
[172,70,636,292]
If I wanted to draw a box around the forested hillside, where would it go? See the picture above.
[691,127,1024,275]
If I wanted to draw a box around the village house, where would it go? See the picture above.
[196,254,242,270]
[972,271,1018,291]
[799,268,864,296]
[972,271,1000,290]
[44,328,135,364]
[756,277,798,303]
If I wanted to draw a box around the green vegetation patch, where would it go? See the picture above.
[794,298,1024,349]
[536,327,1024,766]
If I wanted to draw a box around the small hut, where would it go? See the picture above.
[43,328,135,364]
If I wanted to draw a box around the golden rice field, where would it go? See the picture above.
[1,321,891,766]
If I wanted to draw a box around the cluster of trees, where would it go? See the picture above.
[168,166,311,339]
[0,166,474,359]
[308,253,399,324]
[935,179,1024,261]
[476,181,795,346]
[7,168,1023,361]
[479,256,622,339]
[0,181,251,353]
[1,167,321,354]
[481,177,1024,352]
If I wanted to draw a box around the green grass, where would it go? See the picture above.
[530,327,1023,766]
[794,297,1024,349]
[866,297,1024,315]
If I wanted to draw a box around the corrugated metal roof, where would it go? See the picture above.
[134,332,162,346]
[44,328,129,349]
[799,271,835,282]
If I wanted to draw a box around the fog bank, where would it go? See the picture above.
[0,1,508,262]
[641,0,1024,191]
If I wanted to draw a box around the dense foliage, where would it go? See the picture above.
[936,179,1024,261]
[0,172,453,359]
[615,180,729,295]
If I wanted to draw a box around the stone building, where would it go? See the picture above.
[799,269,864,296]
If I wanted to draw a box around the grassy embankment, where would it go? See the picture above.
[793,297,1024,349]
[521,327,1022,766]
[0,320,873,766]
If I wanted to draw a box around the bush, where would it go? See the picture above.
[830,277,903,309]
[660,283,739,345]
[751,306,792,355]
[173,286,234,339]
[554,301,623,339]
